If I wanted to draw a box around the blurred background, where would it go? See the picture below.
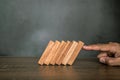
[0,0,120,57]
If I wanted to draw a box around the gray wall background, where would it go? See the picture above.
[0,0,120,57]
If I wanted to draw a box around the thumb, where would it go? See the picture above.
[99,57,120,66]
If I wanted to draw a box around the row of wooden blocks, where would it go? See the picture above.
[38,40,84,66]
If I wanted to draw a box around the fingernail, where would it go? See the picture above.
[83,46,89,48]
[100,57,105,63]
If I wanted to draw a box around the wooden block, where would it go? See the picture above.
[55,41,71,65]
[38,40,84,66]
[50,41,66,65]
[67,41,84,65]
[43,41,60,65]
[38,41,54,65]
[62,41,78,65]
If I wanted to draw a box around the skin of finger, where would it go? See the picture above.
[108,42,120,54]
[83,43,120,54]
[105,57,120,66]
[99,57,113,65]
[83,44,111,51]
[99,57,106,64]
[97,52,108,58]
[115,53,120,58]
[99,56,120,66]
[83,45,99,50]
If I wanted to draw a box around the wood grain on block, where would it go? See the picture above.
[50,41,66,65]
[43,41,60,65]
[57,42,73,65]
[38,41,54,65]
[62,41,78,65]
[67,41,84,65]
[55,41,71,65]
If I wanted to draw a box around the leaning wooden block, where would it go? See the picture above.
[62,41,78,65]
[43,41,60,65]
[38,40,54,65]
[50,41,66,65]
[55,41,66,65]
[49,41,61,65]
[67,41,84,65]
[55,41,71,65]
[38,40,84,66]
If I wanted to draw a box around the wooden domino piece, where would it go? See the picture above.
[67,41,84,65]
[50,41,66,65]
[55,41,71,65]
[38,40,84,66]
[38,40,54,65]
[43,41,60,65]
[61,41,78,65]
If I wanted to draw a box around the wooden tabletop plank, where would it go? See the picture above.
[0,57,120,80]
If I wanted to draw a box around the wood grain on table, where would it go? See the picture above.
[0,57,120,80]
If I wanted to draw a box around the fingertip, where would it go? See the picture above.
[97,52,108,58]
[99,57,106,63]
[83,45,91,50]
[100,57,116,66]
[83,44,103,51]
[82,45,87,48]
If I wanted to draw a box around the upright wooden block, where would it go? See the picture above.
[50,41,66,65]
[38,41,54,65]
[43,41,60,65]
[62,41,78,65]
[67,41,84,65]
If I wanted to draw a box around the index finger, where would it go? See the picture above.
[83,44,111,52]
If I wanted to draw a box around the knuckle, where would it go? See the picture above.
[110,46,117,52]
[107,60,114,66]
[109,42,120,52]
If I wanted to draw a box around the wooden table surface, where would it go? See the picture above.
[0,57,120,80]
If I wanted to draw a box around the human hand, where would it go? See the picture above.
[83,42,120,66]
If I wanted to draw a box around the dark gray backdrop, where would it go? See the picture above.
[0,0,120,57]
